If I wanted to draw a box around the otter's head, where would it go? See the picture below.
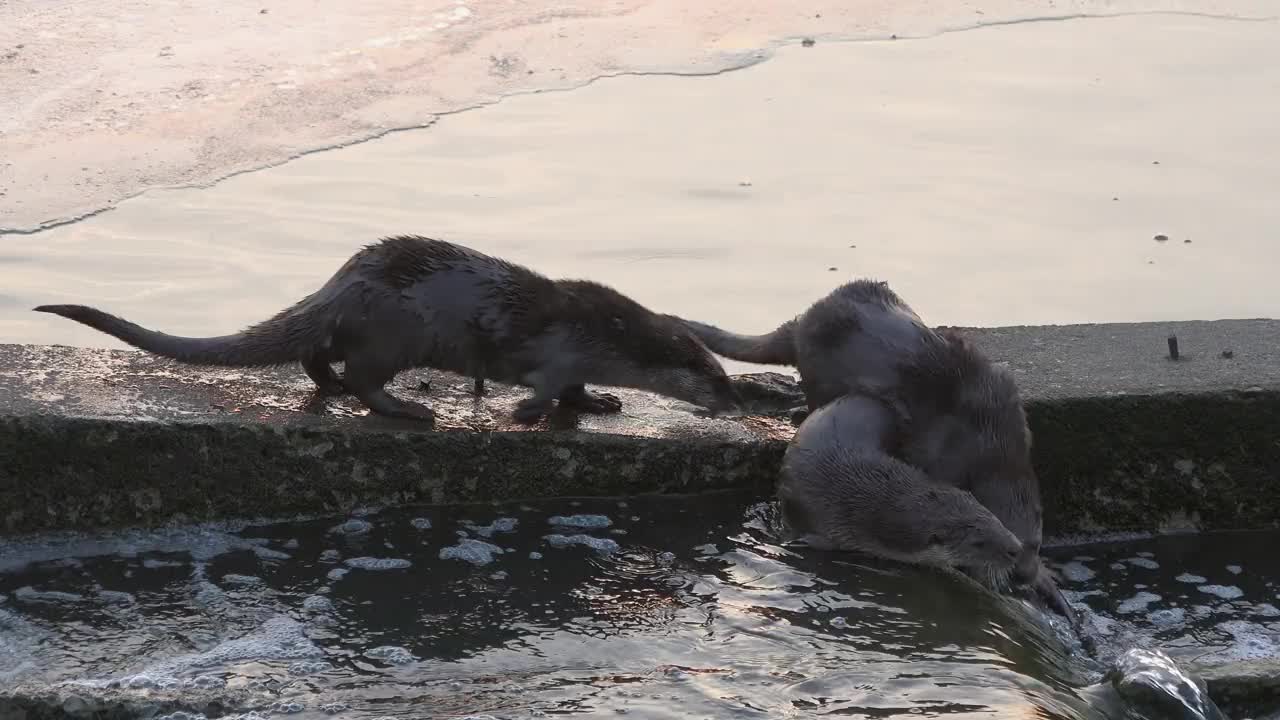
[929,514,1023,587]
[904,337,1045,580]
[558,283,740,413]
[634,316,741,414]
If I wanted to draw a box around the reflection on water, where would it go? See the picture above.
[3,490,1275,719]
[4,14,1280,378]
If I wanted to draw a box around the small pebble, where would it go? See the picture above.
[1221,350,1234,359]
[828,267,838,272]
[801,38,815,47]
[1154,234,1169,242]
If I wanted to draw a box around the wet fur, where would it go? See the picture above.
[35,235,739,424]
[780,394,1023,584]
[684,280,1076,623]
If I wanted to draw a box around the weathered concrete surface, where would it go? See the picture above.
[1193,659,1280,720]
[1,317,1279,536]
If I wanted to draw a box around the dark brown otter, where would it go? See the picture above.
[35,235,740,424]
[780,393,1024,585]
[682,280,1075,624]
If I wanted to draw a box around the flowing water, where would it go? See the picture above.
[2,490,1275,719]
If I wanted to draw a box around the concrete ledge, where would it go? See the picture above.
[2,318,1279,536]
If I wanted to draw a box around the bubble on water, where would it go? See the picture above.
[465,517,519,537]
[330,519,373,536]
[1199,585,1244,600]
[0,521,288,575]
[1110,562,1126,571]
[657,552,676,566]
[410,517,433,530]
[544,534,620,555]
[491,571,509,580]
[157,712,206,720]
[327,568,349,581]
[1202,619,1280,662]
[289,660,331,675]
[1227,565,1243,575]
[1254,603,1280,617]
[320,703,349,714]
[548,514,612,529]
[142,558,185,569]
[1148,608,1186,626]
[222,574,262,585]
[283,539,300,550]
[319,549,342,563]
[1059,561,1095,582]
[189,674,225,689]
[830,616,850,628]
[344,557,412,571]
[1126,557,1159,570]
[529,551,543,560]
[440,538,506,566]
[13,586,86,604]
[271,701,305,714]
[1176,573,1207,584]
[1117,592,1161,614]
[251,545,291,561]
[302,595,333,613]
[96,590,136,604]
[367,645,417,665]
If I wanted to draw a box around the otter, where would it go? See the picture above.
[682,280,1076,624]
[35,235,740,424]
[780,393,1024,584]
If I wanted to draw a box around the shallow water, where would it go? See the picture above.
[4,14,1280,376]
[1,490,1275,719]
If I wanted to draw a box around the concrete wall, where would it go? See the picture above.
[2,318,1278,536]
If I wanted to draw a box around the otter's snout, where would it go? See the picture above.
[1011,545,1042,586]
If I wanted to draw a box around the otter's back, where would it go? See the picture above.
[793,281,934,408]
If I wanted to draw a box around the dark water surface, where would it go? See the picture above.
[1,491,1276,719]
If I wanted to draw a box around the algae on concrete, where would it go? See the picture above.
[2,318,1279,536]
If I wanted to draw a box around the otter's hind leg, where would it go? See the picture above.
[303,355,346,396]
[343,352,435,422]
[558,384,623,414]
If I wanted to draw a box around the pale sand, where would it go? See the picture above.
[0,0,1270,231]
[2,9,1278,375]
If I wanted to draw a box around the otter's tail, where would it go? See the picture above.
[682,318,798,366]
[33,303,321,367]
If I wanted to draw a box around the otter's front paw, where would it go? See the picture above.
[558,386,624,415]
[513,399,553,424]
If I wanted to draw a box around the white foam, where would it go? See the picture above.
[528,551,543,560]
[302,595,333,613]
[131,615,324,679]
[1254,603,1280,617]
[1227,565,1243,575]
[0,522,281,575]
[410,517,433,530]
[142,558,185,569]
[1199,585,1244,600]
[1117,592,1161,614]
[1202,619,1280,662]
[1126,557,1160,570]
[344,557,412,570]
[465,518,519,537]
[694,543,719,555]
[830,616,850,628]
[367,645,417,665]
[329,519,373,536]
[544,534,620,555]
[1059,561,1096,582]
[548,514,612,529]
[490,570,508,580]
[1176,573,1208,584]
[97,590,136,604]
[327,568,349,581]
[222,574,262,585]
[319,550,341,563]
[13,586,86,604]
[439,539,505,566]
[1148,608,1186,626]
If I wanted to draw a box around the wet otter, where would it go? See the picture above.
[682,280,1075,623]
[780,393,1024,584]
[35,235,740,424]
